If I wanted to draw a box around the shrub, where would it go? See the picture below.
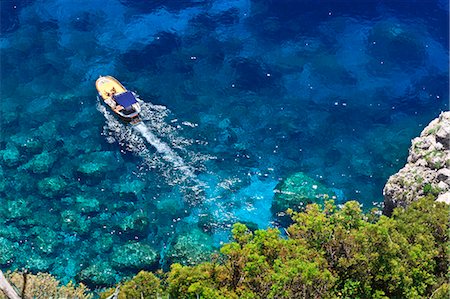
[0,271,92,299]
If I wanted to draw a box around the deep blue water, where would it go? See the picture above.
[0,0,448,287]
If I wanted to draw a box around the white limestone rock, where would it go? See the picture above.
[436,192,450,205]
[383,111,450,214]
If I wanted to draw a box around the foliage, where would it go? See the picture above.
[423,183,441,197]
[220,224,335,298]
[287,198,449,298]
[3,197,447,299]
[431,282,449,299]
[161,197,447,299]
[99,271,161,299]
[0,271,92,299]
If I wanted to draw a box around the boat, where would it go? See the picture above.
[95,76,142,124]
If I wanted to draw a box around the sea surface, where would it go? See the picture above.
[0,0,448,286]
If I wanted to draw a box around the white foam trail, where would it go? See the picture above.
[97,99,209,200]
[133,122,196,180]
[97,102,151,157]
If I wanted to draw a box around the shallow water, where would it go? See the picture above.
[0,0,448,285]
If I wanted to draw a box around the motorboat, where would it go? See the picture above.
[95,76,142,124]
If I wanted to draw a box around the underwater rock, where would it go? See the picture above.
[111,242,158,272]
[229,57,275,91]
[113,179,146,201]
[28,226,60,255]
[1,109,19,127]
[155,193,185,223]
[5,198,31,220]
[60,210,91,235]
[121,31,180,72]
[76,151,121,181]
[166,228,214,266]
[0,181,5,195]
[0,143,21,167]
[0,166,5,193]
[118,210,150,238]
[272,172,335,224]
[0,237,17,266]
[383,111,450,215]
[34,121,58,142]
[37,176,68,198]
[197,212,220,234]
[91,232,114,253]
[25,252,53,272]
[368,20,426,69]
[76,162,107,178]
[10,135,44,156]
[73,195,100,214]
[310,53,357,87]
[10,172,37,196]
[20,150,56,174]
[12,121,62,162]
[0,225,21,240]
[78,261,119,287]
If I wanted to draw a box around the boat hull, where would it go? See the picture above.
[95,76,141,124]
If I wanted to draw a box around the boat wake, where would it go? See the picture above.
[97,99,211,201]
[133,123,196,180]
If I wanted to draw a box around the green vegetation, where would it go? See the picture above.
[100,271,162,299]
[423,183,441,198]
[100,197,448,299]
[424,124,441,136]
[0,272,92,299]
[2,197,448,299]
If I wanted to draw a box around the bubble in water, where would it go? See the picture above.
[96,98,213,202]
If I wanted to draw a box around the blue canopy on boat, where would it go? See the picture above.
[113,91,137,108]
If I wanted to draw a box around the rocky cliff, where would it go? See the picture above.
[383,111,450,215]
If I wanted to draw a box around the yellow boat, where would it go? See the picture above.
[95,76,142,124]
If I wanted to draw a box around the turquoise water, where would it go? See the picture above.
[1,0,448,286]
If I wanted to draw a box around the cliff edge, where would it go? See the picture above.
[383,111,450,215]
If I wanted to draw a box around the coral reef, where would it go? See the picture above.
[76,151,122,180]
[72,195,101,214]
[368,20,426,69]
[114,179,146,200]
[111,242,158,272]
[272,172,335,223]
[78,262,119,287]
[166,228,214,266]
[61,209,92,235]
[23,253,53,273]
[384,111,450,214]
[118,210,150,238]
[0,144,21,167]
[0,238,17,266]
[19,150,56,174]
[37,176,68,198]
